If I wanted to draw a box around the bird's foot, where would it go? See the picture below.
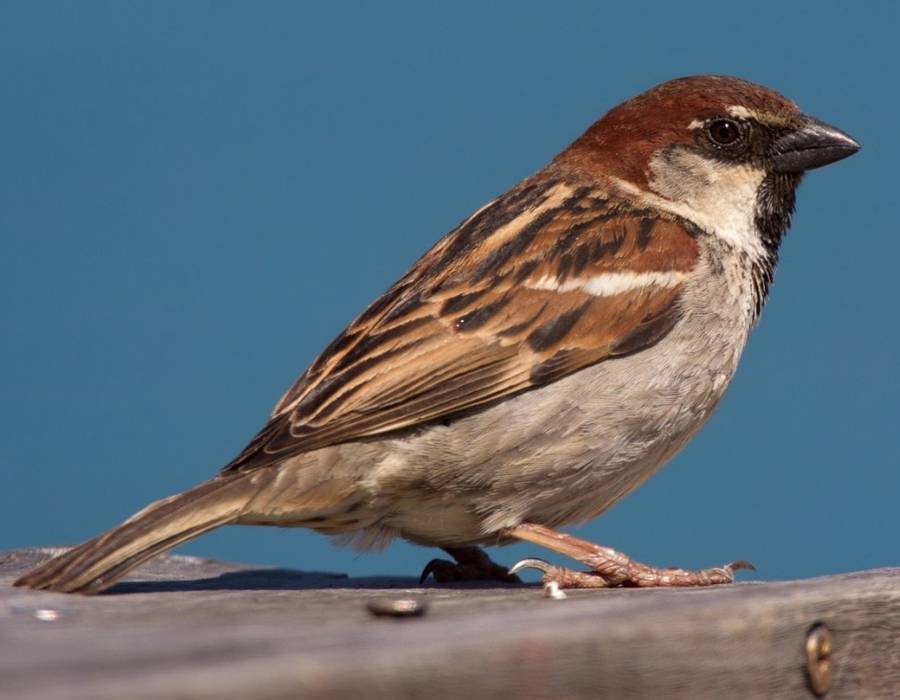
[420,546,521,584]
[507,523,754,589]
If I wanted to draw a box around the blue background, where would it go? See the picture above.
[3,1,897,582]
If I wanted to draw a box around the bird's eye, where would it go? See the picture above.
[707,119,743,146]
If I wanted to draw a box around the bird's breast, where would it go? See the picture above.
[366,242,760,543]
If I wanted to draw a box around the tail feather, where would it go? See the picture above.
[14,473,255,594]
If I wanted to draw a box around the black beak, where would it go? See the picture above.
[769,116,860,173]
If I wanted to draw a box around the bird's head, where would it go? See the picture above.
[556,75,860,258]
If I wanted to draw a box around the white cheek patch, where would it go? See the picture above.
[630,150,767,259]
[527,270,687,297]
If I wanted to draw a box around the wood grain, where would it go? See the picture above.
[2,548,899,699]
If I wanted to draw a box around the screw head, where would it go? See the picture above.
[805,623,833,696]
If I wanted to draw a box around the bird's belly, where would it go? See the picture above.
[325,251,758,547]
[371,309,746,545]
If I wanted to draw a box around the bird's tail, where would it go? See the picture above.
[14,472,256,594]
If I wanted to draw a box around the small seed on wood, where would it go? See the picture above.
[366,597,428,618]
[543,581,567,600]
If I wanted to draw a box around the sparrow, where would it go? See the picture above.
[15,75,859,594]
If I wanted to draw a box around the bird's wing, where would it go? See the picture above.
[224,177,700,471]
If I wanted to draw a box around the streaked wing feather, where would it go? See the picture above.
[224,177,699,471]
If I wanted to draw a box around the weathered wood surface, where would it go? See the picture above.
[2,548,899,700]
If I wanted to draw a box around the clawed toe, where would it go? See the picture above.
[725,560,756,573]
[419,558,458,584]
[509,557,612,589]
[508,553,755,589]
[422,530,755,590]
[508,557,553,576]
[507,523,755,590]
[419,546,521,584]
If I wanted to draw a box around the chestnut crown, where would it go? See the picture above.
[557,75,859,186]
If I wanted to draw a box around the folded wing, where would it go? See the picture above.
[225,177,699,471]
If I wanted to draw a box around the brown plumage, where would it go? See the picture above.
[227,188,699,470]
[15,75,858,593]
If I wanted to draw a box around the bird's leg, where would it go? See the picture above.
[507,522,754,589]
[420,545,521,584]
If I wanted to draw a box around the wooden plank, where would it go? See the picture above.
[2,548,899,699]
